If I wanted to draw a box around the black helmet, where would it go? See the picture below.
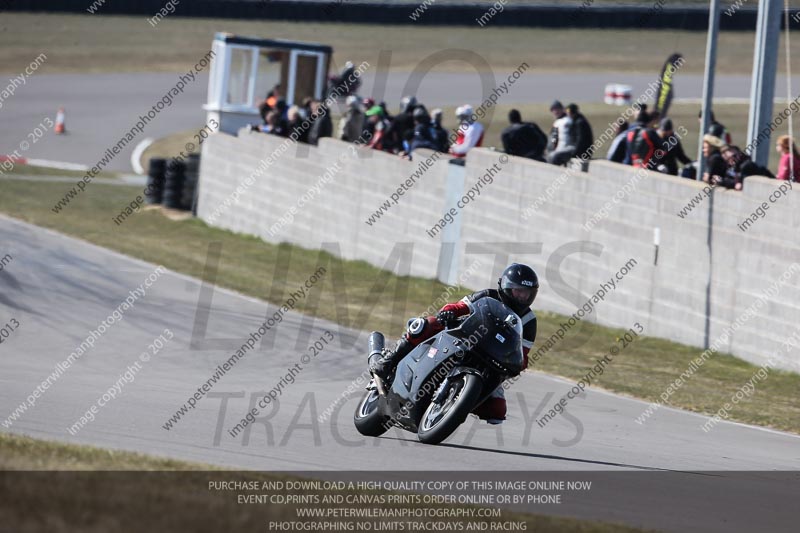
[497,263,539,314]
[412,106,429,122]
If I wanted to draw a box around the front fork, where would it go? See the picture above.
[431,366,484,404]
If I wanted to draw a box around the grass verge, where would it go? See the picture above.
[1,179,798,434]
[0,433,646,533]
[0,163,119,179]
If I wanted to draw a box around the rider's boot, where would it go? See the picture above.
[370,336,413,381]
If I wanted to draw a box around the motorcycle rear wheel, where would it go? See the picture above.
[353,388,390,437]
[417,373,482,445]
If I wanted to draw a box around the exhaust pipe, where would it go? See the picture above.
[368,332,388,396]
[368,331,385,359]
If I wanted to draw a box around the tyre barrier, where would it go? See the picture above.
[2,0,771,30]
[163,159,186,210]
[146,157,166,205]
[182,154,200,213]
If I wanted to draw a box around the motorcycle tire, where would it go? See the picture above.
[353,388,390,437]
[417,373,482,445]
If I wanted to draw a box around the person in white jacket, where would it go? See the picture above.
[449,105,485,158]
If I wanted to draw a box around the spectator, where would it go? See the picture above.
[624,108,660,169]
[701,134,727,186]
[546,100,574,165]
[360,98,377,139]
[651,118,692,175]
[721,145,774,190]
[450,104,485,158]
[274,99,289,130]
[257,100,272,127]
[338,95,365,143]
[430,108,450,153]
[379,101,392,121]
[406,107,439,155]
[286,105,309,143]
[335,61,360,95]
[606,121,629,163]
[699,110,732,145]
[340,61,355,84]
[386,95,417,153]
[267,109,289,137]
[301,97,314,116]
[501,109,547,161]
[259,110,288,137]
[362,97,375,109]
[266,84,282,108]
[565,103,593,159]
[775,134,800,182]
[308,100,332,145]
[366,105,392,151]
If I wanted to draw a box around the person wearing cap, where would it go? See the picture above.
[545,100,574,166]
[651,118,692,175]
[702,134,728,185]
[365,105,392,152]
[450,104,485,157]
[338,95,366,143]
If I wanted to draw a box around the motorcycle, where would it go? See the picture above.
[353,297,524,445]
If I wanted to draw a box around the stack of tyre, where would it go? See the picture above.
[162,159,185,209]
[145,158,166,205]
[182,154,200,213]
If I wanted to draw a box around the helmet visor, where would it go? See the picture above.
[510,287,537,308]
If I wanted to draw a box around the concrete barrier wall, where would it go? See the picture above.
[198,131,800,372]
[197,130,449,279]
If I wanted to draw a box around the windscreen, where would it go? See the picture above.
[455,298,522,364]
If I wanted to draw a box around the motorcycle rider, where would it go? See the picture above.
[370,263,538,424]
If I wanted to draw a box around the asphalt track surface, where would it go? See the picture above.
[1,214,799,532]
[4,71,800,171]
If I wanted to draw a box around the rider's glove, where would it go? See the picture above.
[436,310,456,326]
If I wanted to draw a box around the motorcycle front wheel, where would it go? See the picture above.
[353,388,390,437]
[417,373,482,445]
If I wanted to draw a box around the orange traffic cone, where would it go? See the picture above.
[54,107,66,134]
